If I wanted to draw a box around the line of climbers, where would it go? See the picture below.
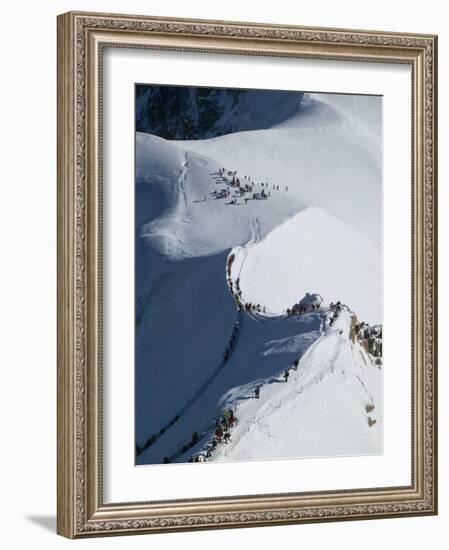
[223,318,240,363]
[145,298,349,461]
[136,413,180,457]
[226,253,268,315]
[327,300,348,326]
[164,337,307,464]
[162,430,203,463]
[188,408,238,463]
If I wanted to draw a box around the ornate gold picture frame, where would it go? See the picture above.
[57,11,437,538]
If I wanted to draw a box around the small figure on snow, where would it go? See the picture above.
[228,410,236,427]
[283,370,290,382]
[254,386,261,399]
[215,426,223,443]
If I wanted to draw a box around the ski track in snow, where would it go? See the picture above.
[177,152,189,218]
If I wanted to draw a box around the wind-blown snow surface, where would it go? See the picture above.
[135,91,383,465]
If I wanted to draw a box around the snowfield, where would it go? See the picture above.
[231,206,381,323]
[135,91,383,465]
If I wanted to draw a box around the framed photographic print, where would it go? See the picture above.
[57,11,438,538]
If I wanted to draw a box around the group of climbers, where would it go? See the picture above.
[244,302,266,314]
[189,408,238,463]
[223,317,240,364]
[215,409,236,439]
[327,301,346,327]
[208,167,286,206]
[227,273,244,310]
[164,351,304,464]
[160,310,312,465]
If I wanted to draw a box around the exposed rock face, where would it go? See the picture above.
[136,85,303,140]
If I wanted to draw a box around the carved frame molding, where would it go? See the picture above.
[57,11,437,538]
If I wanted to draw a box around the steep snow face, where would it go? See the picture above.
[135,248,237,445]
[210,310,382,462]
[230,207,382,324]
[137,307,382,465]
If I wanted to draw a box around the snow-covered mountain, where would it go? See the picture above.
[135,91,383,465]
[136,85,304,140]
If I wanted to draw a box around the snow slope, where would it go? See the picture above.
[177,94,382,244]
[136,93,382,323]
[135,91,383,465]
[136,132,308,259]
[137,308,324,464]
[274,92,382,151]
[137,307,382,465]
[230,206,381,323]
